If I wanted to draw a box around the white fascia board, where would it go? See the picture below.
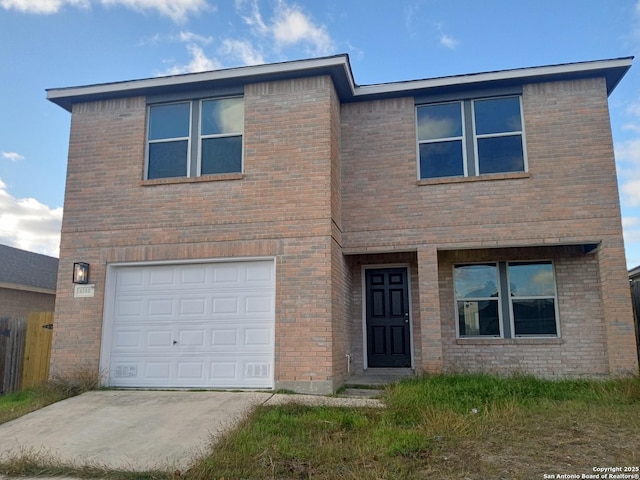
[353,57,633,98]
[47,55,355,111]
[47,55,632,110]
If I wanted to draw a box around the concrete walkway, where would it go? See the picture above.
[0,390,383,473]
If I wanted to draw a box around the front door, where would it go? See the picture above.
[365,268,411,368]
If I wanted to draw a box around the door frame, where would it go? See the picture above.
[361,264,414,370]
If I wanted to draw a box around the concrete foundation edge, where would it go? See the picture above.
[275,380,335,395]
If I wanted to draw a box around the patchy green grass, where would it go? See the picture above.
[0,369,100,426]
[1,373,639,480]
[185,374,640,480]
[0,388,65,426]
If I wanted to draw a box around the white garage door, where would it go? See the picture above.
[102,260,275,388]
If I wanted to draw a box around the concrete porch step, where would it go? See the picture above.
[345,368,415,388]
[339,387,385,399]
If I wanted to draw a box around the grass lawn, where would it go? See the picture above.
[0,388,67,426]
[188,374,640,480]
[0,373,639,480]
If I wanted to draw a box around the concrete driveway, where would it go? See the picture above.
[0,390,382,473]
[0,390,273,471]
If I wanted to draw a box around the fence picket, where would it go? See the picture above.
[21,312,54,389]
[0,313,53,394]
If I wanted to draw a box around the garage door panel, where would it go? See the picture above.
[112,324,274,351]
[106,260,275,388]
[110,355,272,388]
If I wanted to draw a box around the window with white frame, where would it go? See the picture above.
[454,261,559,338]
[417,96,526,179]
[146,97,244,180]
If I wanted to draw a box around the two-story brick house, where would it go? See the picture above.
[47,54,639,394]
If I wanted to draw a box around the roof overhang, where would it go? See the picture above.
[47,54,633,112]
[47,55,356,112]
[0,281,56,295]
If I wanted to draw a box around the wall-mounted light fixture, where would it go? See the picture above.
[72,262,90,284]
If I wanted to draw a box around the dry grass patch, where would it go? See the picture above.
[185,374,640,480]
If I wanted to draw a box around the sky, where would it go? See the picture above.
[1,0,640,268]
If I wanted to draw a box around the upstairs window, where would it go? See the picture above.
[146,97,244,180]
[454,261,559,338]
[417,96,526,180]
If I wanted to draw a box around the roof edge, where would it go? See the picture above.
[47,55,633,111]
[47,54,355,112]
[0,281,56,295]
[353,56,634,99]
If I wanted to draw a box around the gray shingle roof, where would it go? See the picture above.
[0,244,59,291]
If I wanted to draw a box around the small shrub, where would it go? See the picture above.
[41,368,101,397]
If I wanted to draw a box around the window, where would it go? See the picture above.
[417,96,525,179]
[146,97,244,180]
[508,262,558,336]
[454,261,558,338]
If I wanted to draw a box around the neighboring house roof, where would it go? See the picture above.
[630,265,640,281]
[46,54,633,112]
[0,244,58,294]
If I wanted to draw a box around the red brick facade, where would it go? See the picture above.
[49,58,639,393]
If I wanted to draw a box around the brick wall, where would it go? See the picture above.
[0,288,55,320]
[340,77,637,375]
[51,70,638,388]
[340,78,625,250]
[51,76,344,393]
[438,247,610,377]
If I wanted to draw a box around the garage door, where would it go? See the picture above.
[102,260,275,388]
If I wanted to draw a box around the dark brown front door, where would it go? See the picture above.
[365,268,411,368]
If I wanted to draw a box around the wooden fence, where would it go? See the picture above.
[0,312,53,394]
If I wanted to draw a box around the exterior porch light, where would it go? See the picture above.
[72,262,90,284]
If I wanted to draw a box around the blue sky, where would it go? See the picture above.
[1,0,640,267]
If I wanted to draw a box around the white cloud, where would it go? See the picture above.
[615,138,640,164]
[1,151,25,162]
[219,39,265,66]
[237,0,334,56]
[176,31,213,45]
[439,33,458,49]
[622,179,640,206]
[237,0,268,35]
[622,216,640,267]
[614,138,640,206]
[271,1,333,55]
[0,0,87,13]
[623,216,639,228]
[0,178,62,258]
[101,0,209,22]
[627,100,640,117]
[0,0,207,21]
[163,45,222,75]
[622,123,640,134]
